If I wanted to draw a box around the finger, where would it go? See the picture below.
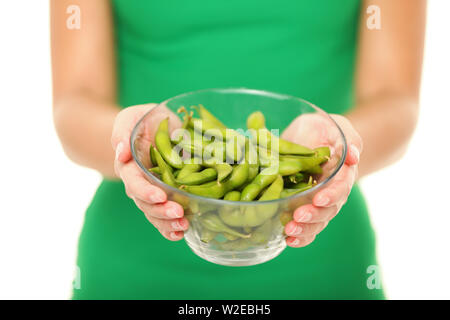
[161,230,185,241]
[293,204,339,223]
[135,199,184,219]
[111,104,157,163]
[146,215,189,232]
[345,143,361,166]
[286,235,316,248]
[119,163,167,203]
[114,140,131,164]
[285,220,327,237]
[313,165,356,207]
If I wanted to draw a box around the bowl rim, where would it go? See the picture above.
[130,87,347,205]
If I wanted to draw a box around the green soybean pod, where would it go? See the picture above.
[304,165,323,175]
[177,162,202,180]
[177,106,192,130]
[195,104,227,129]
[199,213,250,239]
[225,162,249,191]
[278,160,303,176]
[240,167,278,201]
[214,163,233,182]
[245,140,259,183]
[153,148,178,188]
[315,146,331,159]
[176,168,217,185]
[225,137,243,162]
[278,156,326,175]
[224,190,241,201]
[287,172,308,184]
[259,175,284,201]
[223,233,239,241]
[249,219,273,245]
[247,111,315,156]
[155,118,183,169]
[200,228,217,243]
[149,145,158,168]
[189,118,244,145]
[187,164,247,198]
[278,138,315,156]
[279,211,293,226]
[247,111,266,130]
[218,238,253,251]
[184,182,227,199]
[148,166,161,175]
[280,184,314,198]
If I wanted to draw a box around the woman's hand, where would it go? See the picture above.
[281,114,363,248]
[111,104,189,241]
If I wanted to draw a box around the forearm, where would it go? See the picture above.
[347,93,419,177]
[53,93,120,178]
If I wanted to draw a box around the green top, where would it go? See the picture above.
[73,0,384,299]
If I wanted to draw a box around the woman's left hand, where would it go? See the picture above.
[281,114,363,248]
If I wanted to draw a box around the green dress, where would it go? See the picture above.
[73,0,385,299]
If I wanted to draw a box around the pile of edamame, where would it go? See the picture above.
[148,105,330,249]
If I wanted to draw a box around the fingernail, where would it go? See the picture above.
[115,142,124,161]
[297,211,312,223]
[290,238,300,246]
[169,231,179,240]
[149,193,165,203]
[350,144,360,162]
[292,225,302,235]
[171,221,182,230]
[286,224,302,235]
[167,205,182,218]
[315,194,330,207]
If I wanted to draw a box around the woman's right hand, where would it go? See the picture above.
[111,104,189,241]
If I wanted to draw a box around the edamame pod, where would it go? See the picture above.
[200,228,217,243]
[177,162,202,180]
[315,146,331,158]
[223,233,239,241]
[155,118,183,169]
[278,156,326,175]
[148,166,161,175]
[218,239,253,251]
[240,168,278,201]
[224,191,241,201]
[279,211,293,226]
[221,176,283,227]
[247,111,266,130]
[304,165,323,175]
[249,219,273,245]
[153,148,178,187]
[150,145,158,167]
[195,104,227,129]
[280,185,314,198]
[184,182,227,199]
[214,163,233,182]
[176,168,217,185]
[199,213,250,239]
[259,175,284,201]
[245,140,259,182]
[247,111,315,155]
[287,172,308,184]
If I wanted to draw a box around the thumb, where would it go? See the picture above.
[112,104,157,164]
[114,140,131,164]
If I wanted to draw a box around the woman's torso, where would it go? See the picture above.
[72,0,384,299]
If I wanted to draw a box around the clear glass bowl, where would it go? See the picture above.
[130,88,346,266]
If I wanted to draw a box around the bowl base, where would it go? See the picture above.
[185,234,286,267]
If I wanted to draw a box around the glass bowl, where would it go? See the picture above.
[130,88,346,266]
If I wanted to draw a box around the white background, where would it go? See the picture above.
[0,1,448,299]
